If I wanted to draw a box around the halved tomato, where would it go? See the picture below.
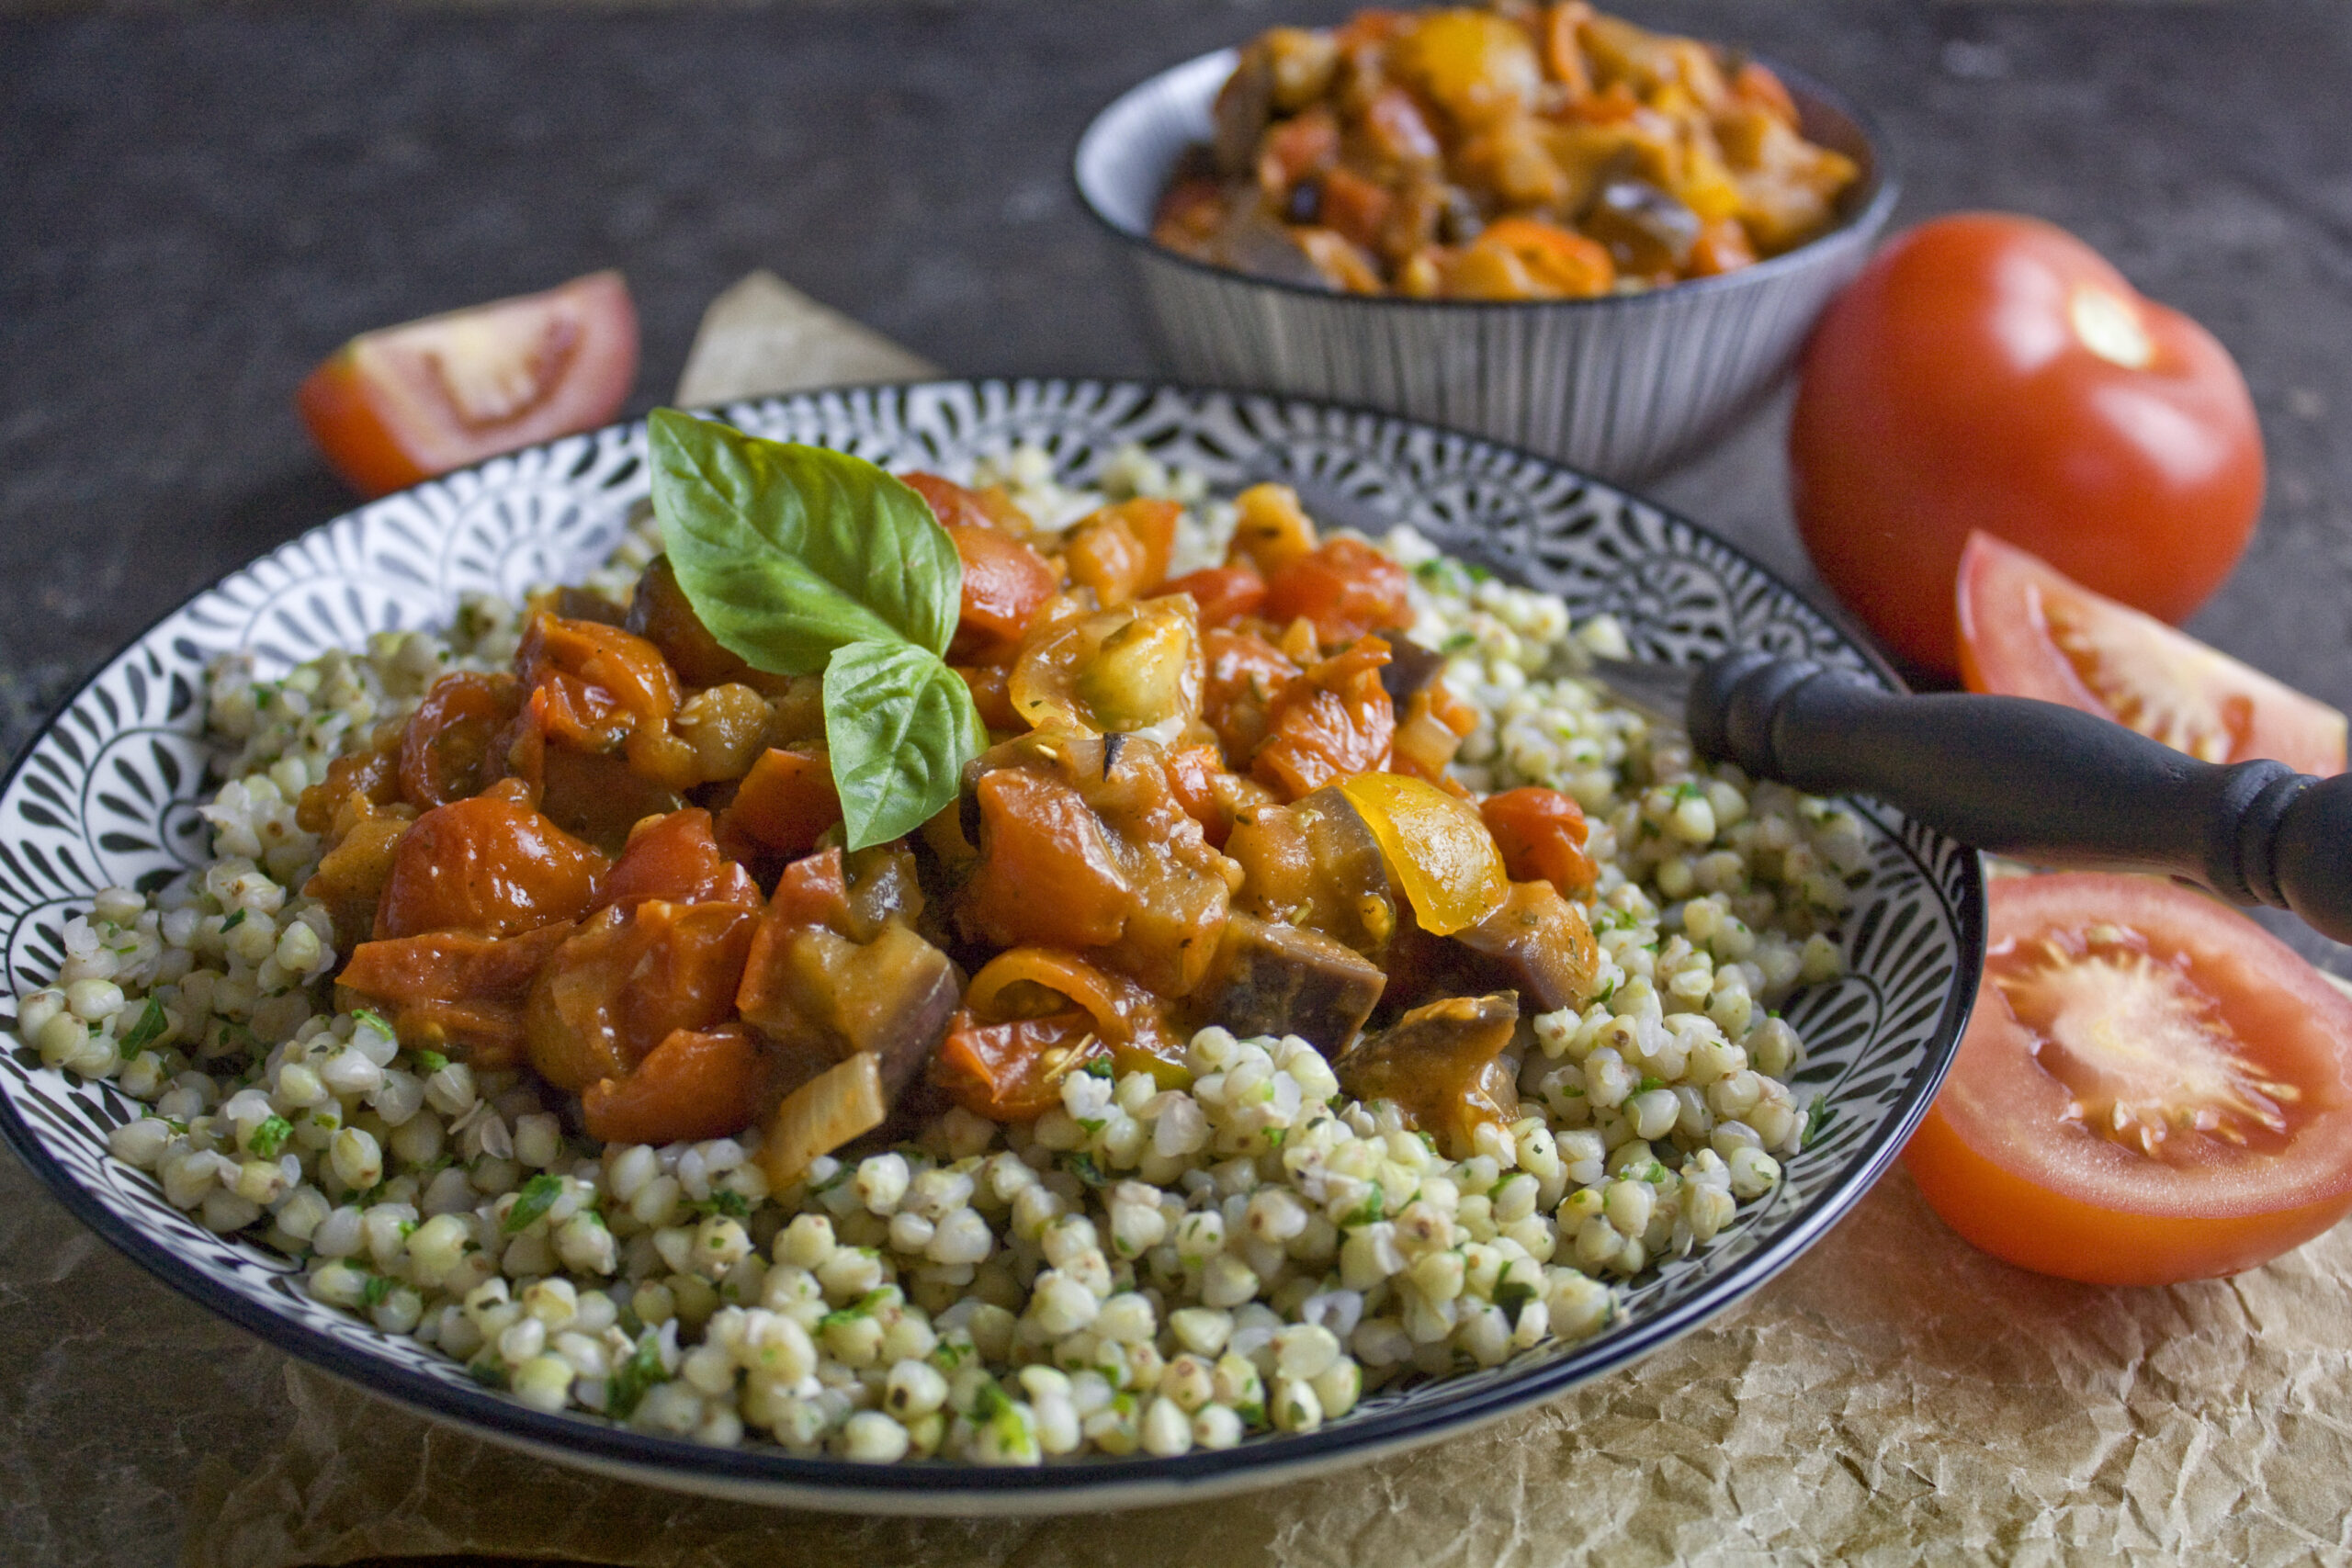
[297,271,639,498]
[1958,531,2346,777]
[1904,872,2352,1284]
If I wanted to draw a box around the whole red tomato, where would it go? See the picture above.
[1789,214,2264,677]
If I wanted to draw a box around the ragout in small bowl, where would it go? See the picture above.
[1075,7,1898,482]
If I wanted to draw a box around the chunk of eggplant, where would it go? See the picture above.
[1213,42,1276,176]
[739,919,961,1107]
[1377,632,1450,708]
[1336,991,1520,1158]
[1453,881,1602,1013]
[1193,913,1386,1056]
[1383,879,1601,1018]
[1225,784,1396,960]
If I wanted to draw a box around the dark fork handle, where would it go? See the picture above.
[1689,649,2352,944]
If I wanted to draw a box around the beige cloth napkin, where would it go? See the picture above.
[6,276,2348,1567]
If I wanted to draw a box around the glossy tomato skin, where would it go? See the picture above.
[1957,531,2346,776]
[1791,214,2264,677]
[1904,874,2352,1284]
[298,271,639,498]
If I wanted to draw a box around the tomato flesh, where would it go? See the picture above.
[1958,531,2346,777]
[1790,213,2263,676]
[1262,537,1414,645]
[1904,873,2352,1284]
[946,524,1058,651]
[298,271,639,498]
[1479,786,1597,899]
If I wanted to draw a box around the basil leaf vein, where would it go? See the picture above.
[650,409,961,673]
[823,639,987,851]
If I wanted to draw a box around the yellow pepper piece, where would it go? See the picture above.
[1337,773,1509,937]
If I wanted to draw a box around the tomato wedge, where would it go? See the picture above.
[298,271,639,498]
[1958,531,2346,777]
[1904,873,2352,1284]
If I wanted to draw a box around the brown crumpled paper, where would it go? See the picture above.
[672,270,937,407]
[8,279,2352,1568]
[169,1172,2352,1566]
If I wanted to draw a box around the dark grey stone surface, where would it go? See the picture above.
[3,3,2347,659]
[4,4,2350,855]
[6,0,2350,728]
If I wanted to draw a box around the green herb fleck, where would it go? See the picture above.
[686,1189,752,1221]
[120,997,168,1055]
[1804,1094,1834,1148]
[1636,1075,1665,1095]
[1065,1151,1111,1190]
[503,1171,564,1233]
[415,1049,449,1075]
[1080,1056,1115,1080]
[220,909,245,931]
[605,1333,668,1420]
[1494,1277,1537,1321]
[248,1115,293,1159]
[352,1009,393,1038]
[360,1272,394,1308]
[1347,1181,1387,1228]
[828,1297,898,1335]
[971,1375,1014,1423]
[468,1357,509,1391]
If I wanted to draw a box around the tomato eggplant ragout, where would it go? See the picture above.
[33,430,1862,1462]
[1153,3,1860,299]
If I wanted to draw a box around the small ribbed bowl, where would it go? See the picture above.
[1075,49,1898,484]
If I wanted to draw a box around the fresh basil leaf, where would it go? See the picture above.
[650,409,961,673]
[822,638,987,851]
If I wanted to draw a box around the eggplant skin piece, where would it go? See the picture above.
[1384,881,1601,1020]
[1376,632,1448,707]
[1193,913,1386,1057]
[1213,42,1275,177]
[1336,991,1521,1159]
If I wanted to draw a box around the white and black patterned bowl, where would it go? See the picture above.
[1075,50,1899,484]
[0,380,1978,1515]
